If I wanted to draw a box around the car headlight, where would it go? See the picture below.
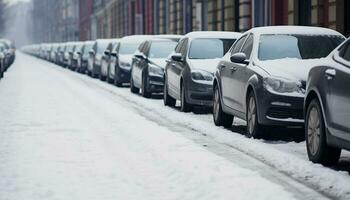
[119,61,131,69]
[264,77,304,94]
[148,64,164,77]
[191,70,214,82]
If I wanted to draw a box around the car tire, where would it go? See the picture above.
[114,67,123,87]
[130,76,139,94]
[306,99,341,165]
[180,82,192,113]
[163,76,176,107]
[213,84,233,128]
[142,74,151,98]
[246,91,264,139]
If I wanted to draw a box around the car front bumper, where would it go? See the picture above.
[257,89,305,126]
[187,80,213,107]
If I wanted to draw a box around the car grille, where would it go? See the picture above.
[266,107,304,120]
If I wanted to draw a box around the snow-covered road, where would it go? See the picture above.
[0,53,349,200]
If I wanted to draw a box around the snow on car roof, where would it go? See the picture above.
[248,26,344,37]
[184,31,242,39]
[120,35,155,43]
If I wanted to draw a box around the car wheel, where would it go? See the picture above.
[114,66,123,87]
[163,76,176,107]
[180,82,192,113]
[107,66,113,83]
[130,76,139,94]
[213,84,233,128]
[246,91,264,139]
[306,99,341,165]
[142,74,151,98]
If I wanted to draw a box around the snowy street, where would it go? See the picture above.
[0,53,350,200]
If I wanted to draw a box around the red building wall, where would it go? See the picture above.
[79,0,93,41]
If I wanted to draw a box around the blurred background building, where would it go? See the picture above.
[3,0,349,44]
[32,0,79,43]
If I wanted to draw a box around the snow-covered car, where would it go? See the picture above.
[64,42,77,68]
[100,39,119,81]
[163,31,241,112]
[130,38,178,97]
[0,39,16,67]
[49,43,59,63]
[57,43,67,66]
[110,35,154,86]
[0,43,6,78]
[78,41,94,74]
[304,37,350,165]
[87,39,114,78]
[71,42,84,71]
[213,26,345,139]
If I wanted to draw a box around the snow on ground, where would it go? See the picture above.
[0,53,302,200]
[0,53,349,200]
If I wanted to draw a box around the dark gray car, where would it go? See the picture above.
[163,31,241,112]
[130,38,178,97]
[87,39,114,79]
[304,38,350,165]
[213,26,345,138]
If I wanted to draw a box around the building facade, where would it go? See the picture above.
[31,0,349,43]
[32,0,79,43]
[88,0,349,39]
[79,0,94,41]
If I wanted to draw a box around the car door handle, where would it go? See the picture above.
[325,69,336,80]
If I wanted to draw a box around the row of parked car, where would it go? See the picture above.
[0,39,16,79]
[22,26,350,166]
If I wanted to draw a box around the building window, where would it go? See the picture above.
[298,0,311,25]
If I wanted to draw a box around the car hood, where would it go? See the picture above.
[149,58,167,69]
[119,54,133,65]
[257,58,323,81]
[187,58,222,73]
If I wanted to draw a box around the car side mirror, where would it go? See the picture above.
[134,52,144,59]
[77,52,81,55]
[230,53,249,64]
[171,53,183,62]
[104,50,110,56]
[111,52,117,57]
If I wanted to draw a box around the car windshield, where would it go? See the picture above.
[97,42,110,54]
[189,38,236,59]
[75,44,83,52]
[119,42,141,55]
[258,34,344,61]
[149,41,177,58]
[83,44,93,54]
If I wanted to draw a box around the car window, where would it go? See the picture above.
[339,41,350,62]
[188,38,235,59]
[148,41,178,59]
[258,34,344,61]
[241,34,253,59]
[180,39,188,55]
[231,35,247,55]
[119,42,142,55]
[138,41,146,52]
[175,39,184,54]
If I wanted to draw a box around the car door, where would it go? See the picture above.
[328,41,350,141]
[221,35,248,109]
[133,41,147,86]
[168,38,187,97]
[232,34,254,113]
